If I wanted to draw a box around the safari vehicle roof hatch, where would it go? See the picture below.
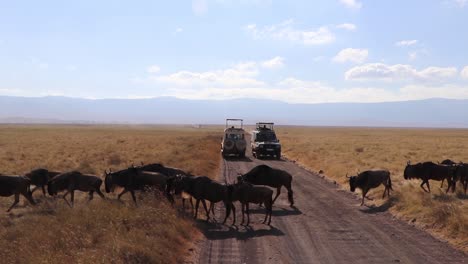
[256,122,274,131]
[226,119,244,129]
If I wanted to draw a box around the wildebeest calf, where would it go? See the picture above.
[48,171,105,207]
[0,175,36,212]
[347,170,392,206]
[231,178,273,226]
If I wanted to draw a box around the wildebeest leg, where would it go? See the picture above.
[88,191,94,201]
[246,202,250,226]
[426,180,431,193]
[96,189,105,199]
[194,199,201,219]
[130,190,137,206]
[201,199,210,221]
[361,190,368,206]
[7,193,20,212]
[240,203,245,225]
[272,187,281,204]
[382,186,388,199]
[420,180,429,193]
[30,186,39,195]
[211,202,216,217]
[117,189,128,200]
[222,201,230,224]
[22,191,36,206]
[230,203,236,225]
[70,190,75,208]
[62,191,72,208]
[440,178,444,188]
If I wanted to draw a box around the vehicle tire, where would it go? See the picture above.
[239,151,245,158]
[276,151,281,160]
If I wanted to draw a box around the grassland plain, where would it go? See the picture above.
[276,126,468,252]
[0,125,222,263]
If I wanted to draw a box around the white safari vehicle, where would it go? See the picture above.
[221,119,247,158]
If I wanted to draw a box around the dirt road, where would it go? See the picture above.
[197,138,466,264]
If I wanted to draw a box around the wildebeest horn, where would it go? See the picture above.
[346,173,350,178]
[407,160,411,165]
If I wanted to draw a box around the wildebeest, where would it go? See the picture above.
[25,168,61,196]
[138,162,193,207]
[347,170,392,206]
[48,171,105,207]
[439,159,457,188]
[231,177,273,225]
[238,165,294,207]
[0,175,36,212]
[453,163,468,195]
[104,167,174,205]
[176,175,234,223]
[404,161,455,193]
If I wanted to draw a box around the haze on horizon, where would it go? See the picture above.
[1,0,468,104]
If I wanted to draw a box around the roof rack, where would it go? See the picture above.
[226,119,243,129]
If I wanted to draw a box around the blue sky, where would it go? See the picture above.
[1,0,467,103]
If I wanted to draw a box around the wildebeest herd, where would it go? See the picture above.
[1,158,466,222]
[346,159,468,206]
[0,163,294,226]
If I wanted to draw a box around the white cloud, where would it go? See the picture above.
[246,20,335,45]
[336,23,357,31]
[340,0,362,9]
[261,56,285,69]
[455,0,468,7]
[395,40,418,47]
[333,48,368,64]
[192,0,208,15]
[345,63,458,81]
[147,65,161,74]
[152,62,263,88]
[461,66,468,79]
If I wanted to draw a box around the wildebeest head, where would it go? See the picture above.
[104,170,114,193]
[346,173,358,192]
[404,160,412,180]
[173,175,185,195]
[47,180,58,196]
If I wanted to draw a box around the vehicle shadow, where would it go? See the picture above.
[196,221,285,241]
[255,156,286,162]
[223,156,253,162]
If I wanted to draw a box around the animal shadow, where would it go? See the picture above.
[359,197,396,214]
[196,221,284,241]
[248,206,302,217]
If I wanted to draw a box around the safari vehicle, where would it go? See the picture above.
[221,119,247,158]
[251,122,281,159]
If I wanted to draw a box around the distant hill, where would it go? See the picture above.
[0,96,467,128]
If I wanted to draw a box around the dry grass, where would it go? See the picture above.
[0,125,222,263]
[277,126,468,252]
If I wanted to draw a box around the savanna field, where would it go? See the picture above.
[277,127,468,251]
[0,125,221,263]
[0,125,467,263]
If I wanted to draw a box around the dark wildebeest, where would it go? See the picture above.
[231,177,273,225]
[47,171,105,207]
[0,175,36,212]
[453,163,468,195]
[439,159,457,188]
[404,161,455,193]
[238,165,294,207]
[347,170,392,206]
[179,176,233,223]
[104,167,174,205]
[137,162,193,208]
[25,168,61,196]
